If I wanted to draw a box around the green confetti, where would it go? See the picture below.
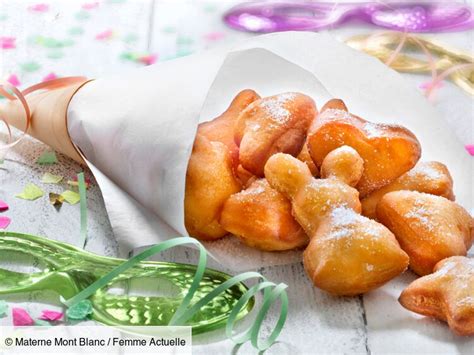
[161,26,176,34]
[119,51,139,62]
[41,172,63,184]
[123,33,138,44]
[66,300,93,320]
[21,61,41,73]
[68,26,84,36]
[37,151,58,165]
[47,50,64,59]
[61,190,80,205]
[0,14,8,21]
[15,184,44,201]
[75,10,91,21]
[0,300,8,317]
[176,36,194,46]
[35,319,50,326]
[203,4,217,13]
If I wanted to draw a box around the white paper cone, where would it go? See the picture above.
[67,32,472,271]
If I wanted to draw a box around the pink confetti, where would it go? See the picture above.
[0,216,11,229]
[138,54,158,66]
[0,37,16,50]
[12,308,34,326]
[82,2,99,10]
[42,72,58,82]
[466,144,474,156]
[28,3,49,12]
[39,310,63,322]
[6,74,20,87]
[203,31,225,41]
[95,29,114,41]
[0,200,8,212]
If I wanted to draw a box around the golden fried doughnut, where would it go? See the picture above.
[399,256,474,336]
[235,164,257,188]
[304,207,409,296]
[235,92,317,176]
[198,89,260,168]
[320,98,348,112]
[220,179,308,251]
[320,145,364,187]
[297,142,319,176]
[307,100,421,197]
[361,161,454,219]
[184,134,242,240]
[265,153,360,236]
[377,191,474,275]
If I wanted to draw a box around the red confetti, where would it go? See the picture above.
[42,72,58,82]
[138,54,158,66]
[39,310,63,321]
[0,216,11,229]
[0,37,16,49]
[95,29,114,41]
[6,74,20,87]
[466,144,474,156]
[203,31,225,41]
[28,3,49,12]
[0,200,8,212]
[12,308,34,326]
[82,2,99,10]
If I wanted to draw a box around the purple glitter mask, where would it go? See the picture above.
[223,2,474,33]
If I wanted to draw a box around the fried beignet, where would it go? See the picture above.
[304,207,409,296]
[320,145,364,187]
[377,191,474,276]
[235,93,317,176]
[361,161,454,219]
[399,256,474,336]
[184,134,242,240]
[265,153,361,236]
[307,100,421,197]
[297,142,319,177]
[264,154,408,295]
[235,164,257,187]
[198,89,260,168]
[220,179,308,251]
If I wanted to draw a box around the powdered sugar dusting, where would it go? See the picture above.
[407,163,444,181]
[404,197,437,232]
[261,93,296,124]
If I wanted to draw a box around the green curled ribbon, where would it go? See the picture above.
[61,237,288,351]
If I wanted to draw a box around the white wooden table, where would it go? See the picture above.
[0,1,473,354]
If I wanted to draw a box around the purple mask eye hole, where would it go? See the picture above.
[371,4,474,32]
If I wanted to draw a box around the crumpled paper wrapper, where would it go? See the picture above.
[67,31,472,271]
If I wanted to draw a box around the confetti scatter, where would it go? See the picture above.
[0,216,11,229]
[82,2,99,10]
[95,29,114,41]
[75,10,91,21]
[69,26,84,36]
[0,36,15,49]
[37,151,58,164]
[47,50,64,59]
[6,74,20,87]
[203,31,225,42]
[61,190,81,205]
[21,61,41,73]
[0,300,8,317]
[466,144,474,156]
[0,200,9,212]
[49,193,64,209]
[66,300,93,320]
[41,172,63,184]
[12,308,35,326]
[42,72,58,82]
[28,3,49,13]
[39,310,63,322]
[138,53,158,66]
[15,184,44,201]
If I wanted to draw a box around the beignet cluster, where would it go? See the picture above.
[184,91,474,335]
